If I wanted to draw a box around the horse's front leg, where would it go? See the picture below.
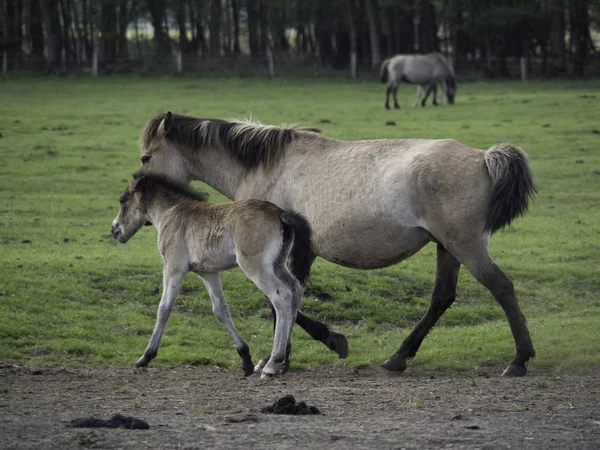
[430,84,439,106]
[199,272,254,376]
[135,266,185,368]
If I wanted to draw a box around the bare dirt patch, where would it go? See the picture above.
[1,365,599,449]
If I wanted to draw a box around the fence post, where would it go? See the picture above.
[350,52,357,78]
[92,41,98,76]
[520,57,526,81]
[266,46,275,78]
[175,49,183,74]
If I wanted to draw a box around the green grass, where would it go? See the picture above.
[1,76,599,374]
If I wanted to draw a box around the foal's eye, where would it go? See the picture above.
[141,155,151,164]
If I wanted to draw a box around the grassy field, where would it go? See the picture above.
[1,76,599,374]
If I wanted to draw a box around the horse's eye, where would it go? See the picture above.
[141,155,151,164]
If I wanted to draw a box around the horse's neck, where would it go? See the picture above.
[190,146,247,200]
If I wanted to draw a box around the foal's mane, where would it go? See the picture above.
[142,113,322,170]
[132,172,209,202]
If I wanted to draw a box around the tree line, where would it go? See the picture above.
[0,0,598,77]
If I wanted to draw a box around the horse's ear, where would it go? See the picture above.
[157,111,174,136]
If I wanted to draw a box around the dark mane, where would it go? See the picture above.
[132,172,209,202]
[141,113,322,170]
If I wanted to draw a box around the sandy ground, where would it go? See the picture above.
[1,365,599,449]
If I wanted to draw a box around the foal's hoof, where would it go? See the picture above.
[380,354,407,372]
[260,363,288,379]
[326,332,349,359]
[501,364,527,377]
[254,356,269,374]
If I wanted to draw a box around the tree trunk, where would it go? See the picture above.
[100,0,119,67]
[550,3,566,74]
[347,0,357,77]
[209,0,221,57]
[247,0,260,59]
[176,0,191,54]
[258,0,268,56]
[28,0,45,60]
[6,0,23,70]
[117,0,131,59]
[39,0,63,73]
[396,6,415,54]
[364,0,381,67]
[314,1,334,64]
[231,0,240,54]
[59,0,75,64]
[570,0,588,76]
[147,0,171,58]
[418,0,437,53]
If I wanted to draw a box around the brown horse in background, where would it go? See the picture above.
[136,112,537,377]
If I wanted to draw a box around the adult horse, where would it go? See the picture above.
[137,112,537,377]
[380,52,457,109]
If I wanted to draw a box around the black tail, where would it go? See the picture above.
[380,59,391,83]
[280,211,313,285]
[484,144,537,233]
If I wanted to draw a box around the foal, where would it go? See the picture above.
[111,173,312,377]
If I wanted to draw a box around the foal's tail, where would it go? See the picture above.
[380,59,391,83]
[484,144,537,233]
[280,211,313,285]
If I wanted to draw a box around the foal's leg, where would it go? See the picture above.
[457,246,535,376]
[382,243,461,372]
[135,265,185,368]
[240,259,299,377]
[199,272,254,376]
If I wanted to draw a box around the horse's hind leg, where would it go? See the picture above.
[136,266,185,368]
[385,85,392,110]
[393,85,400,109]
[457,247,535,376]
[382,243,461,372]
[199,272,254,376]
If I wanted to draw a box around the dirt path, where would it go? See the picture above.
[1,365,599,449]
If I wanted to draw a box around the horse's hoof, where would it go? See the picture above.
[327,332,349,359]
[385,105,390,110]
[501,364,527,377]
[135,358,149,368]
[242,361,254,377]
[381,354,407,372]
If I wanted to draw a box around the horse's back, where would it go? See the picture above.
[389,53,451,84]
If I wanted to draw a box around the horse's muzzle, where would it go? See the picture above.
[111,222,121,240]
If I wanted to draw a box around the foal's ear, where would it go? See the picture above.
[157,111,174,137]
[131,175,149,191]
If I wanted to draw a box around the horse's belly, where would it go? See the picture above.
[312,223,431,270]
